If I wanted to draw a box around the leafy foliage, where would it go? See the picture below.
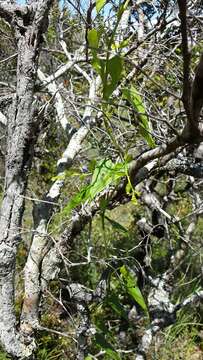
[63,159,126,214]
[122,87,155,148]
[120,265,148,313]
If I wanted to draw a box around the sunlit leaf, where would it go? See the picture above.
[88,29,99,49]
[120,265,148,312]
[111,38,130,50]
[96,0,106,12]
[125,181,131,195]
[128,286,147,311]
[117,0,130,18]
[63,186,89,215]
[131,192,138,205]
[63,159,126,215]
[88,159,125,198]
[122,87,155,148]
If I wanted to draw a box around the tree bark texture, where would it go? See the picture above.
[0,2,53,357]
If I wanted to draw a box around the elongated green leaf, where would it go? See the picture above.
[108,56,123,86]
[128,286,148,312]
[120,265,148,312]
[95,333,121,360]
[63,186,89,215]
[90,158,108,184]
[117,0,130,18]
[89,160,114,198]
[122,87,155,148]
[103,55,123,100]
[88,159,125,199]
[92,57,105,81]
[96,0,106,12]
[139,124,155,148]
[88,29,99,49]
[105,215,128,234]
[63,159,126,215]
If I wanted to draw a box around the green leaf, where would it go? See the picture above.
[108,56,123,85]
[92,57,105,80]
[111,38,130,50]
[124,154,133,163]
[96,0,106,12]
[85,356,93,360]
[88,29,99,49]
[139,125,155,149]
[125,177,139,204]
[131,192,138,205]
[105,215,128,234]
[88,159,125,199]
[63,159,126,215]
[103,55,123,99]
[128,286,147,312]
[117,0,130,18]
[95,333,121,360]
[125,181,132,195]
[120,265,148,312]
[88,159,97,172]
[63,186,89,216]
[122,87,156,148]
[92,55,123,99]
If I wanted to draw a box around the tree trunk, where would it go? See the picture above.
[0,2,52,357]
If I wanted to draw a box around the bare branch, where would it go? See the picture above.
[191,53,203,127]
[177,0,192,126]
